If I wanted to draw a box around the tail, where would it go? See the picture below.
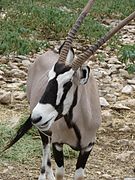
[2,115,33,152]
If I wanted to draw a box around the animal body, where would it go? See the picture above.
[3,0,135,180]
[27,48,101,180]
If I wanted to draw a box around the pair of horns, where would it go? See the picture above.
[58,0,95,63]
[58,0,135,70]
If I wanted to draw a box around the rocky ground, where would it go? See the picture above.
[0,21,135,179]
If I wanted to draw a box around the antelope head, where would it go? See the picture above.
[31,0,135,131]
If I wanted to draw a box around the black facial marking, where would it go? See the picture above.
[40,78,58,106]
[64,88,81,149]
[55,81,72,117]
[64,87,78,128]
[54,62,71,75]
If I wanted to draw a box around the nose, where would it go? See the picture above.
[31,116,42,124]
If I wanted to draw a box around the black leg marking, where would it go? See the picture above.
[52,143,64,168]
[76,143,94,170]
[47,158,51,167]
[76,150,91,170]
[41,166,45,174]
[39,131,51,177]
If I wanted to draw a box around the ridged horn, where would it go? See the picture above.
[58,0,95,63]
[72,11,135,70]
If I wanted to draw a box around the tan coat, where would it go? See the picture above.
[27,50,102,149]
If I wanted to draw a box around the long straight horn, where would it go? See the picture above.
[72,11,135,70]
[58,0,95,63]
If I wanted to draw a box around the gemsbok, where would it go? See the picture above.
[3,0,135,179]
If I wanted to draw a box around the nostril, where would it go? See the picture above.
[31,116,42,124]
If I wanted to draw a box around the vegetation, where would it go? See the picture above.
[118,44,135,73]
[0,116,78,163]
[1,0,135,55]
[0,0,134,163]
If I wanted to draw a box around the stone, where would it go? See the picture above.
[119,125,131,132]
[108,57,121,64]
[116,151,134,162]
[105,94,117,103]
[114,99,135,108]
[122,85,133,94]
[101,110,112,121]
[101,174,112,179]
[14,91,26,100]
[22,60,31,67]
[127,79,135,85]
[10,69,27,78]
[112,103,130,110]
[0,90,11,104]
[119,69,130,78]
[100,97,110,107]
[0,70,4,75]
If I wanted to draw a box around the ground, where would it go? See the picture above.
[0,104,135,180]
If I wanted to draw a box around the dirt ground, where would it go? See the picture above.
[0,104,135,180]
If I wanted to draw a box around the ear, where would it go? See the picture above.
[80,65,90,85]
[59,42,74,64]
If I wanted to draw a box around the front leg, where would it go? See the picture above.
[39,131,55,180]
[52,143,64,180]
[74,143,94,180]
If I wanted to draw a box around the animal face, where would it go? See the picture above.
[31,63,90,131]
[31,61,77,131]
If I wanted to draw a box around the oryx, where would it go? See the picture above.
[3,0,135,179]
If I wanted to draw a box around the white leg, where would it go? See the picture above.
[38,143,55,180]
[55,166,64,180]
[38,132,55,180]
[74,168,84,180]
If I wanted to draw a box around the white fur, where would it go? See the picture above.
[65,49,74,65]
[74,168,84,180]
[62,83,76,115]
[56,69,74,105]
[80,65,89,85]
[31,103,58,131]
[48,65,56,81]
[39,143,55,180]
[56,166,64,179]
[55,144,63,151]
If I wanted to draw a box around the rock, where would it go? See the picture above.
[0,75,4,80]
[100,174,112,179]
[0,70,4,75]
[22,60,31,67]
[116,151,134,162]
[14,91,26,100]
[114,99,135,108]
[15,55,28,60]
[119,69,130,78]
[101,110,112,121]
[0,57,8,64]
[105,94,117,103]
[100,97,110,107]
[131,85,135,90]
[10,69,27,78]
[119,125,131,132]
[122,85,133,94]
[127,79,135,85]
[0,90,11,104]
[108,57,121,64]
[112,103,130,110]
